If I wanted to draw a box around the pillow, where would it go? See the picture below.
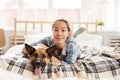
[24,30,50,44]
[72,27,85,38]
[5,44,24,56]
[75,32,103,46]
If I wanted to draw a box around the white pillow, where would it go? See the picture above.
[75,32,103,46]
[24,30,50,44]
[5,44,24,56]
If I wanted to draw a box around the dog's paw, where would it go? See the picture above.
[51,56,61,67]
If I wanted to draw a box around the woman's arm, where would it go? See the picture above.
[62,39,81,64]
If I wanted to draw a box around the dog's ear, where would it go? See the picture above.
[25,43,36,56]
[46,46,60,60]
[46,46,55,57]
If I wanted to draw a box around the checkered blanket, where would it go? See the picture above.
[0,51,120,80]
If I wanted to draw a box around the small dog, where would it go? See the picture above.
[22,43,61,75]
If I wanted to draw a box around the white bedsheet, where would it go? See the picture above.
[0,68,33,80]
[0,67,120,80]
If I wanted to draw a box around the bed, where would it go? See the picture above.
[0,19,120,80]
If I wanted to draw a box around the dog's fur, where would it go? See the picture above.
[22,43,61,74]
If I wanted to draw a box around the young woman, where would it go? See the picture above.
[23,19,82,65]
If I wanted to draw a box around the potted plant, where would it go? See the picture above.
[97,21,104,30]
[97,21,104,26]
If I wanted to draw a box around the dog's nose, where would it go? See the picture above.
[35,61,40,66]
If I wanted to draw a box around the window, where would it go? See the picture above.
[53,0,81,9]
[24,0,48,9]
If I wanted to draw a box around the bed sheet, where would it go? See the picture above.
[0,68,33,80]
[0,67,119,80]
[0,45,120,80]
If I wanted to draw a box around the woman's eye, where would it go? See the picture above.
[54,30,58,31]
[62,30,66,32]
[54,29,66,32]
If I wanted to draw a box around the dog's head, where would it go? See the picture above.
[24,43,50,75]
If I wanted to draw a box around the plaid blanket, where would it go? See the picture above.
[0,52,120,80]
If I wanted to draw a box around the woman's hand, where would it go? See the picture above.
[36,44,48,51]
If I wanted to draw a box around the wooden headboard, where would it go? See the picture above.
[12,18,98,46]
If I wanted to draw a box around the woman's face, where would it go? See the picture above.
[52,21,70,46]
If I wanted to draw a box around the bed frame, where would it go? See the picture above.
[12,18,98,46]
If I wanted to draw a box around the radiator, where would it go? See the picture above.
[109,36,120,49]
